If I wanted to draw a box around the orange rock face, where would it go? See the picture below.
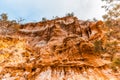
[0,16,119,80]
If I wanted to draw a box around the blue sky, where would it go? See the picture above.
[0,0,105,22]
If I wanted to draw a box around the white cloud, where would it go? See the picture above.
[0,0,105,22]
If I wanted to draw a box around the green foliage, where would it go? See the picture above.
[92,17,98,22]
[102,0,120,21]
[66,12,74,17]
[0,13,20,35]
[110,58,120,71]
[93,40,103,53]
[105,41,118,54]
[17,17,25,24]
[0,13,8,21]
[42,17,47,22]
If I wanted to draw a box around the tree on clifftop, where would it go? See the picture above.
[102,0,120,21]
[0,13,8,21]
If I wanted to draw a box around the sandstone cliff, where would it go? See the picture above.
[0,16,119,80]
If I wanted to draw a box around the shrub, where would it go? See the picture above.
[110,58,120,72]
[0,13,8,21]
[42,17,47,22]
[93,40,103,53]
[66,12,74,17]
[112,58,120,66]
